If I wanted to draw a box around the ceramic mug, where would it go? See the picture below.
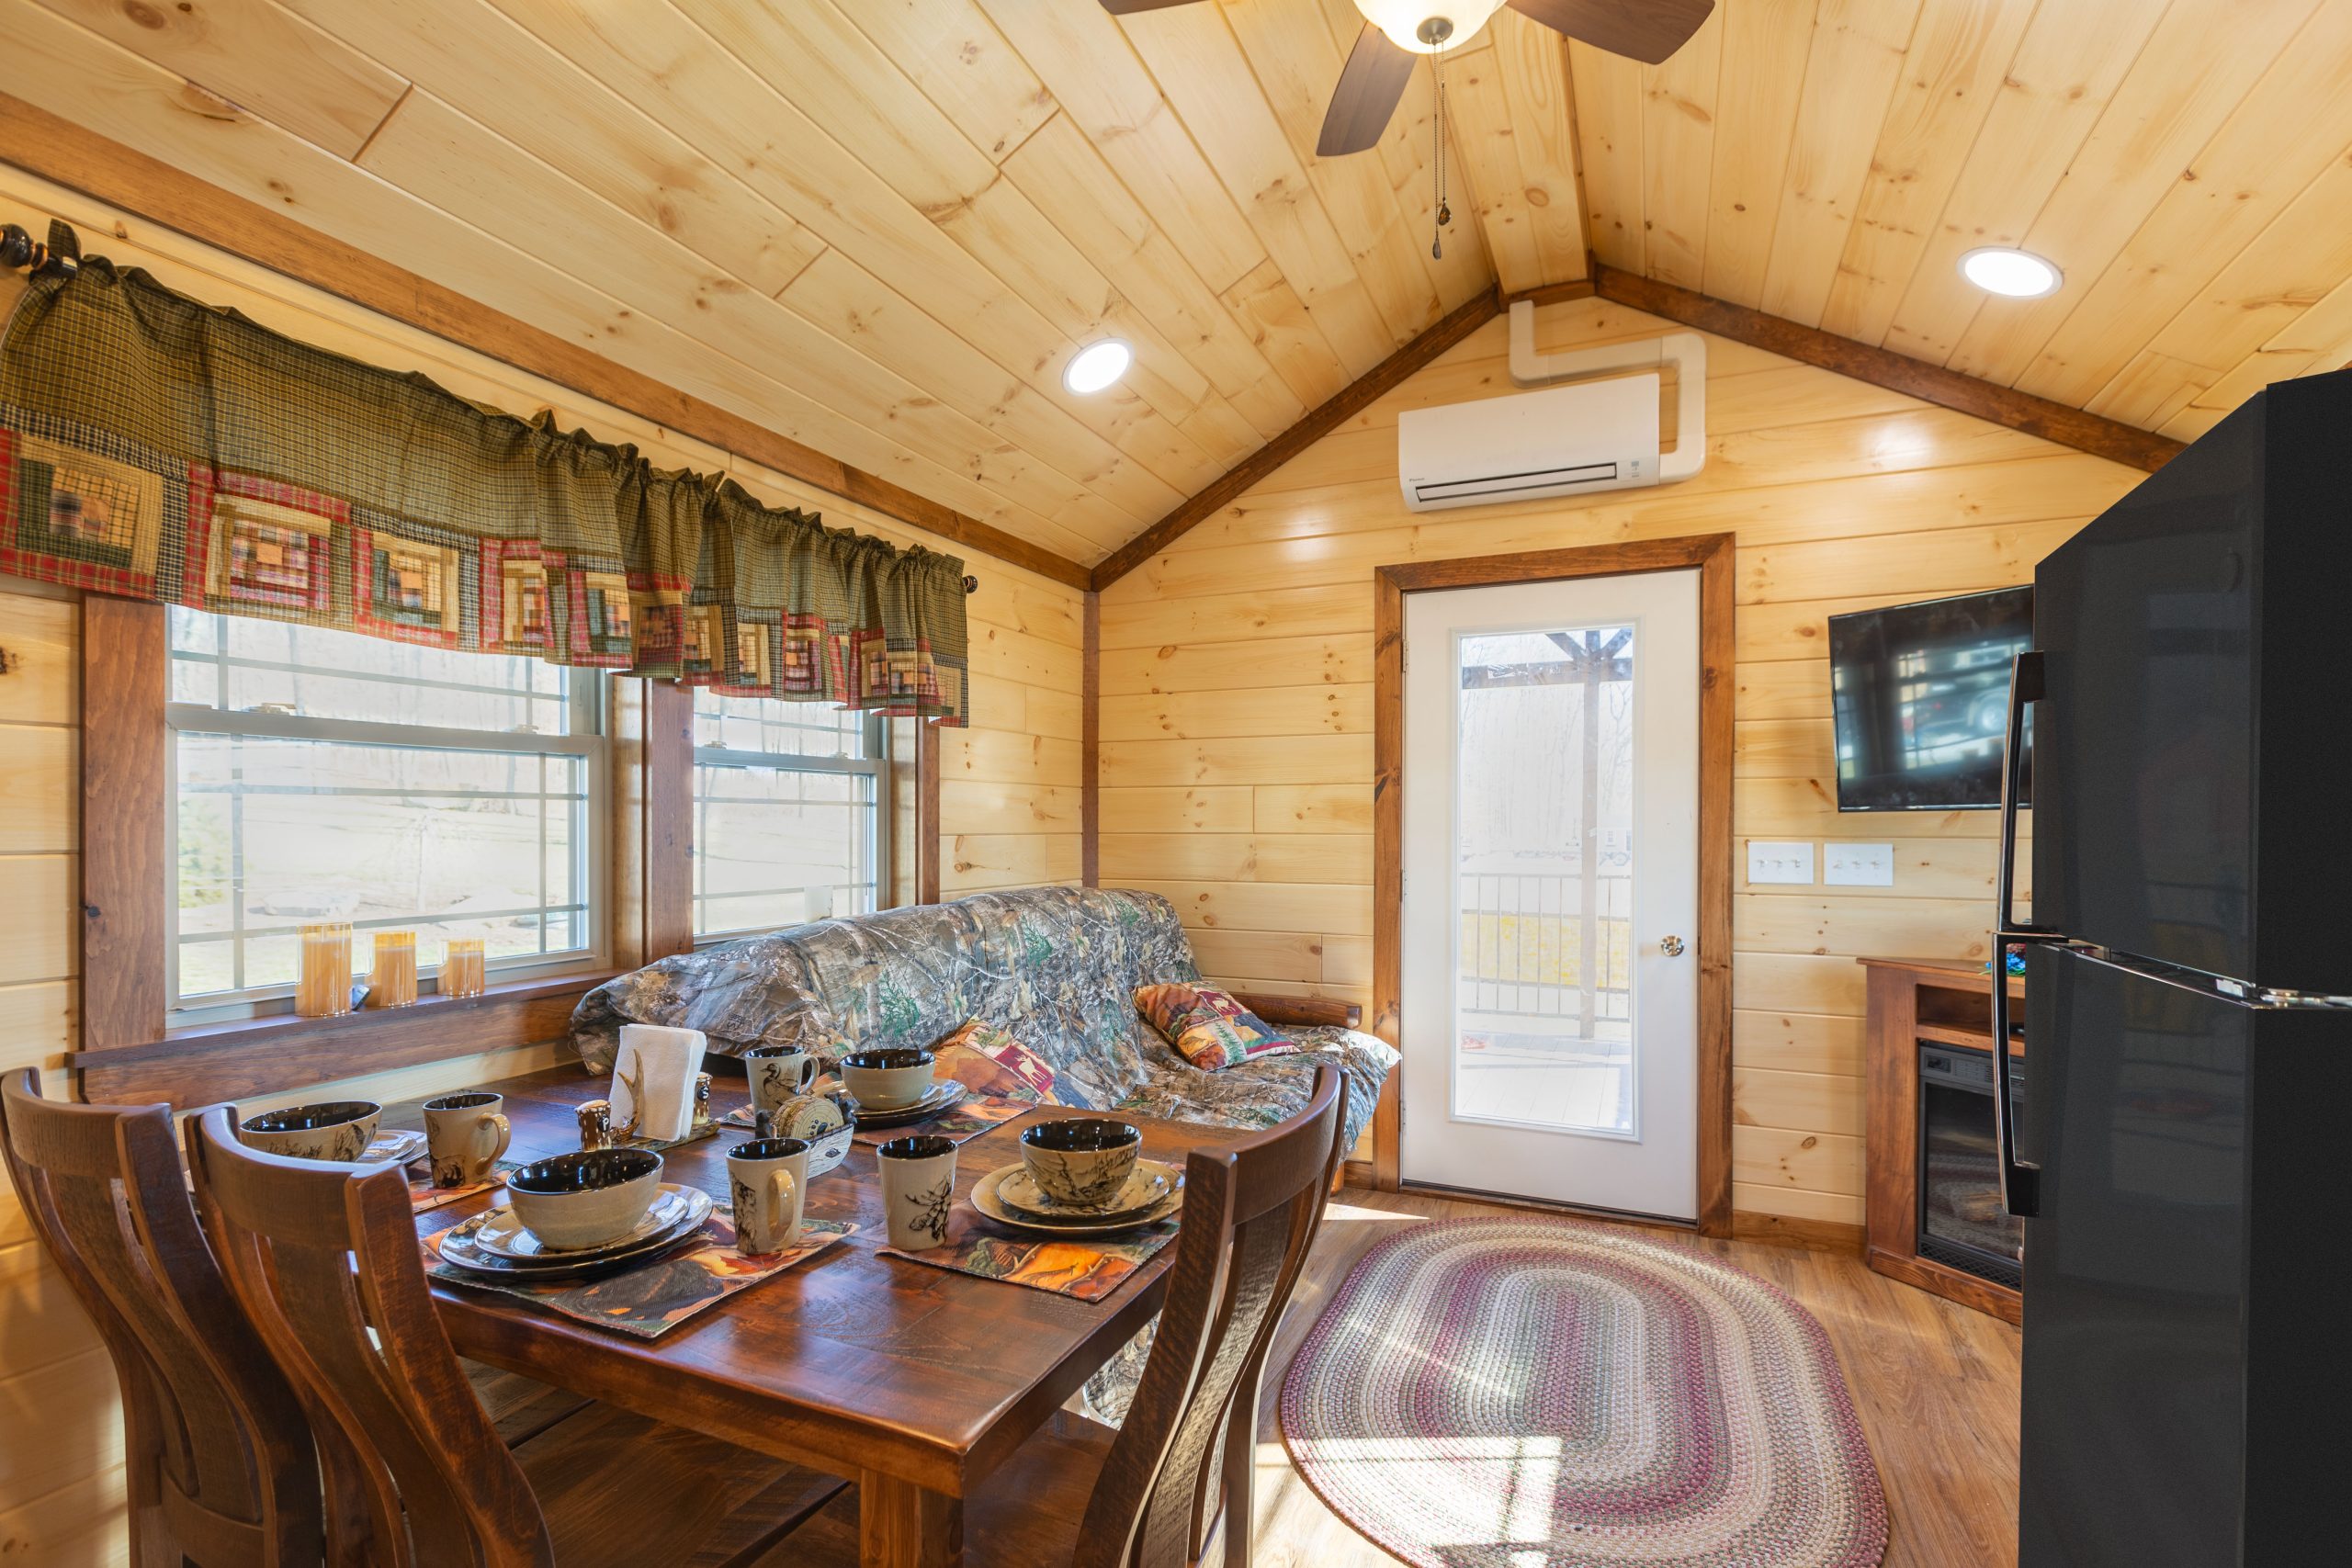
[422,1091,511,1189]
[726,1136,808,1257]
[744,1043,820,1121]
[876,1134,957,1251]
[842,1048,934,1111]
[1019,1118,1142,1208]
[239,1100,382,1163]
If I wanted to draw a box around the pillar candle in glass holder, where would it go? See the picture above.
[441,938,486,998]
[368,931,418,1009]
[296,922,353,1018]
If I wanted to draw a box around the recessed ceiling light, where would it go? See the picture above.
[1960,247,2063,299]
[1064,340,1132,395]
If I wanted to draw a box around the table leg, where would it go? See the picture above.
[859,1471,964,1568]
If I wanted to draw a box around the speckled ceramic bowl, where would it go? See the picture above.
[842,1048,934,1111]
[238,1100,381,1163]
[1020,1118,1141,1208]
[504,1148,664,1251]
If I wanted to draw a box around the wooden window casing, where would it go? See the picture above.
[72,600,942,1108]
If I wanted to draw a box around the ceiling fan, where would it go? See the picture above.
[1098,2,1717,156]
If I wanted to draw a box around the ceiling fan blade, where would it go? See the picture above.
[1508,0,1716,65]
[1317,23,1416,158]
[1095,0,1208,13]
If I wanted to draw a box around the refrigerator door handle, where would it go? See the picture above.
[1992,649,2052,1218]
[1996,649,2052,941]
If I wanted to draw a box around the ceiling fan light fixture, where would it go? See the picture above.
[1351,0,1509,54]
[1960,247,2063,299]
[1063,339,1133,395]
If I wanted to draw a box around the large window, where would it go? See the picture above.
[692,691,885,940]
[167,610,606,1010]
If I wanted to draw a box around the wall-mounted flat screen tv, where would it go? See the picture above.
[1827,586,2033,812]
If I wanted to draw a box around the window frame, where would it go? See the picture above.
[71,596,941,1107]
[161,621,613,1022]
[687,700,892,945]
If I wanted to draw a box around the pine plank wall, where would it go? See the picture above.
[1097,294,2116,1218]
[0,166,1084,1563]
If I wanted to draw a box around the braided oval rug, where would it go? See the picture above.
[1279,1216,1888,1568]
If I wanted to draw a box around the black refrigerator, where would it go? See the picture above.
[1997,366,2352,1567]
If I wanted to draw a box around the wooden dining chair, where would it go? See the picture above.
[186,1104,846,1568]
[790,1064,1348,1568]
[0,1069,323,1567]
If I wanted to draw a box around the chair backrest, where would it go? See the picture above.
[188,1105,552,1568]
[1078,1064,1347,1568]
[0,1070,320,1566]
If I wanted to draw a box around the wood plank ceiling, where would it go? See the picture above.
[1574,0,2352,445]
[0,0,1566,571]
[2,0,2347,575]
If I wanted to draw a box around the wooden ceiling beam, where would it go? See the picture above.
[1583,265,2186,473]
[0,93,1092,591]
[1089,286,1523,591]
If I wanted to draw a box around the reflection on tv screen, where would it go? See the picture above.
[1828,586,2032,812]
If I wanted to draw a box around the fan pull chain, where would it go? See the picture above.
[1430,43,1452,260]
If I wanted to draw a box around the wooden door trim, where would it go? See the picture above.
[1371,534,1736,1236]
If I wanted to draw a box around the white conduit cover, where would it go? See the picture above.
[1507,299,1707,481]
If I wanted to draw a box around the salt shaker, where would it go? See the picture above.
[577,1099,615,1151]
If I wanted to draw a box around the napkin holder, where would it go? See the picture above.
[611,1024,705,1143]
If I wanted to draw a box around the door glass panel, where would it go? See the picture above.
[1453,626,1637,1135]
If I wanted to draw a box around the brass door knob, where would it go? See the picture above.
[1660,935,1686,957]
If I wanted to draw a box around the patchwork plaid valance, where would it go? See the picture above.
[0,222,968,724]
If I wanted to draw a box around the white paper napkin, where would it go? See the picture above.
[612,1023,706,1142]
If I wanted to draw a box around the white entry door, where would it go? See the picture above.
[1399,570,1701,1221]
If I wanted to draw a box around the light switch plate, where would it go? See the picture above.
[1825,843,1895,886]
[1747,840,1815,885]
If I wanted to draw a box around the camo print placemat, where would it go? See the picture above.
[421,1208,855,1339]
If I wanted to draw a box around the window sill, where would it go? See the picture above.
[74,969,621,1109]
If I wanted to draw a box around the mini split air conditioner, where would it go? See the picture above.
[1396,302,1706,513]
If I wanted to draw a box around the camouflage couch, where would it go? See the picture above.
[570,886,1396,1156]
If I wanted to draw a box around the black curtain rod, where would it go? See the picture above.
[4,220,976,592]
[2,222,77,277]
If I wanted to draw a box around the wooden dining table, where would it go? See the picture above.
[380,1065,1238,1568]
